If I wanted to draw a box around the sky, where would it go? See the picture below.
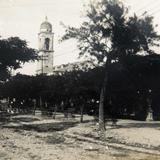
[0,0,160,75]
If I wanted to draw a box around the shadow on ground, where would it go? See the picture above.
[0,115,40,126]
[11,116,40,122]
[3,121,78,132]
[108,122,160,130]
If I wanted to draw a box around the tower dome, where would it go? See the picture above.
[40,16,52,32]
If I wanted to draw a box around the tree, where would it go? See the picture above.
[0,37,37,81]
[3,56,160,119]
[62,0,160,139]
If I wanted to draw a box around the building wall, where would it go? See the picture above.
[37,32,54,75]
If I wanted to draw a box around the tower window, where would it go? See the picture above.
[45,38,50,50]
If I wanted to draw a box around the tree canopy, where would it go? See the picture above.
[2,54,160,120]
[62,0,160,134]
[62,0,160,62]
[0,37,37,81]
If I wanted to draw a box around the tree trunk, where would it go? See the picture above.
[99,86,106,129]
[40,96,42,109]
[53,105,57,119]
[33,99,36,115]
[99,60,110,140]
[80,104,84,123]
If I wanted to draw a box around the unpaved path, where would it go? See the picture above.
[0,115,160,160]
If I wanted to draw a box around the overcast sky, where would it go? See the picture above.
[0,0,160,75]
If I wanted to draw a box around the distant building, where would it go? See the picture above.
[53,61,95,74]
[36,17,95,75]
[36,16,54,75]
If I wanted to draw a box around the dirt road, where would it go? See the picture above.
[0,115,159,160]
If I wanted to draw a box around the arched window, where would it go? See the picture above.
[45,38,50,50]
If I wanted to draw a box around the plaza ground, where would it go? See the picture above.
[0,114,160,160]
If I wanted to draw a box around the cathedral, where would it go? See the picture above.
[36,17,54,75]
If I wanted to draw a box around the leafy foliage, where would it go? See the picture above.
[62,0,160,63]
[0,37,37,80]
[62,0,160,127]
[2,53,160,120]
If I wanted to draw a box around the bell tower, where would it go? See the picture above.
[37,16,54,75]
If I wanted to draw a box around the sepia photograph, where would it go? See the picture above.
[0,0,160,159]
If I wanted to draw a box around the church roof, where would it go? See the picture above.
[40,16,52,32]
